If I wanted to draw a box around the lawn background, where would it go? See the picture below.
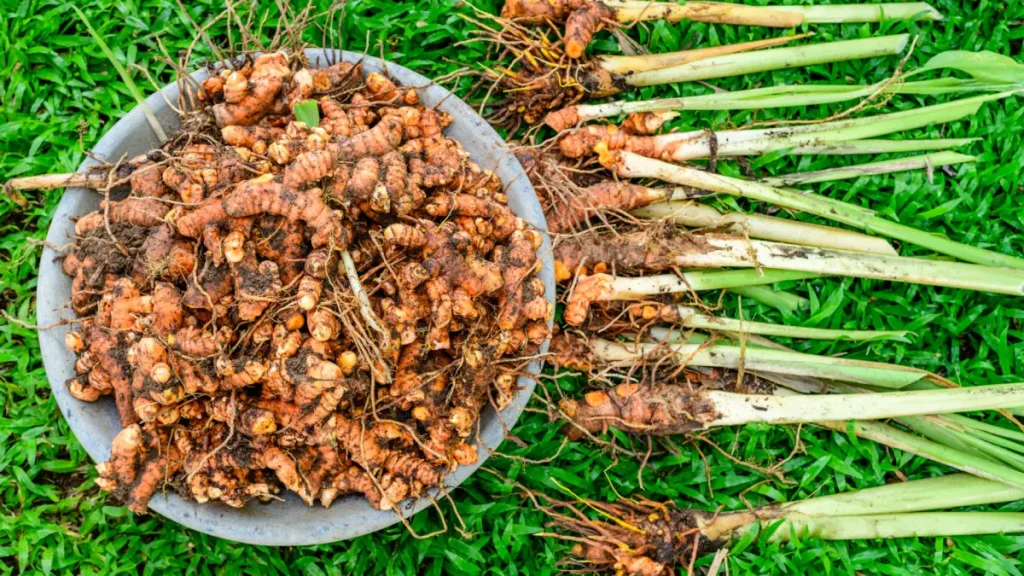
[2,0,1024,574]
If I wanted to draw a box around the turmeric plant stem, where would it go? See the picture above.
[548,78,1003,128]
[762,2,943,22]
[4,172,110,191]
[600,269,822,299]
[598,35,811,75]
[706,476,1023,543]
[605,0,804,27]
[782,473,1024,517]
[633,201,898,255]
[764,512,1024,542]
[900,416,1024,473]
[727,285,808,313]
[622,93,1005,161]
[761,152,976,186]
[665,305,906,340]
[626,35,910,87]
[702,475,1024,543]
[605,150,1024,269]
[605,1,942,24]
[817,419,1024,490]
[706,382,1024,428]
[592,338,928,387]
[665,235,1024,296]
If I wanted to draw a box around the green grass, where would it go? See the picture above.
[2,0,1024,574]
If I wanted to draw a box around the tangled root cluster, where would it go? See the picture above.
[535,492,719,576]
[61,51,551,513]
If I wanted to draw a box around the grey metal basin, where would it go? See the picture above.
[36,49,553,545]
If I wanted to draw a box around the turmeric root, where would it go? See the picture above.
[556,495,707,576]
[501,0,585,21]
[564,1,616,58]
[545,181,667,233]
[223,180,349,250]
[229,242,283,321]
[182,262,234,310]
[170,326,220,357]
[559,383,718,438]
[493,230,541,330]
[315,416,442,490]
[222,124,281,151]
[621,111,678,135]
[212,52,291,127]
[131,224,196,284]
[75,198,168,236]
[553,228,678,276]
[334,114,405,160]
[53,57,549,516]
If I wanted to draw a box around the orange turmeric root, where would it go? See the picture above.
[564,1,616,58]
[553,229,680,276]
[132,224,196,284]
[75,198,168,236]
[212,52,291,127]
[315,416,442,491]
[545,181,667,232]
[559,382,718,438]
[493,230,542,330]
[501,0,585,21]
[223,180,349,249]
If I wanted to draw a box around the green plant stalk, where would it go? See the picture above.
[896,415,994,461]
[775,363,1024,472]
[71,6,167,143]
[740,348,1024,476]
[728,285,809,313]
[761,152,976,186]
[899,416,1024,473]
[548,79,1005,127]
[906,380,1024,418]
[764,512,1024,542]
[605,0,942,23]
[633,201,898,255]
[663,305,905,340]
[760,2,943,22]
[598,35,811,75]
[648,327,775,349]
[603,150,1024,269]
[700,475,1024,545]
[817,420,1024,489]
[940,413,1024,444]
[597,270,822,299]
[948,423,1024,457]
[706,382,1024,428]
[626,35,910,87]
[784,473,1023,517]
[781,139,977,155]
[605,234,1024,295]
[630,93,1004,161]
[591,338,928,387]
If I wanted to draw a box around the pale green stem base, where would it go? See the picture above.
[668,305,904,340]
[609,150,1024,269]
[634,201,898,255]
[728,285,808,313]
[762,152,976,186]
[627,35,910,87]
